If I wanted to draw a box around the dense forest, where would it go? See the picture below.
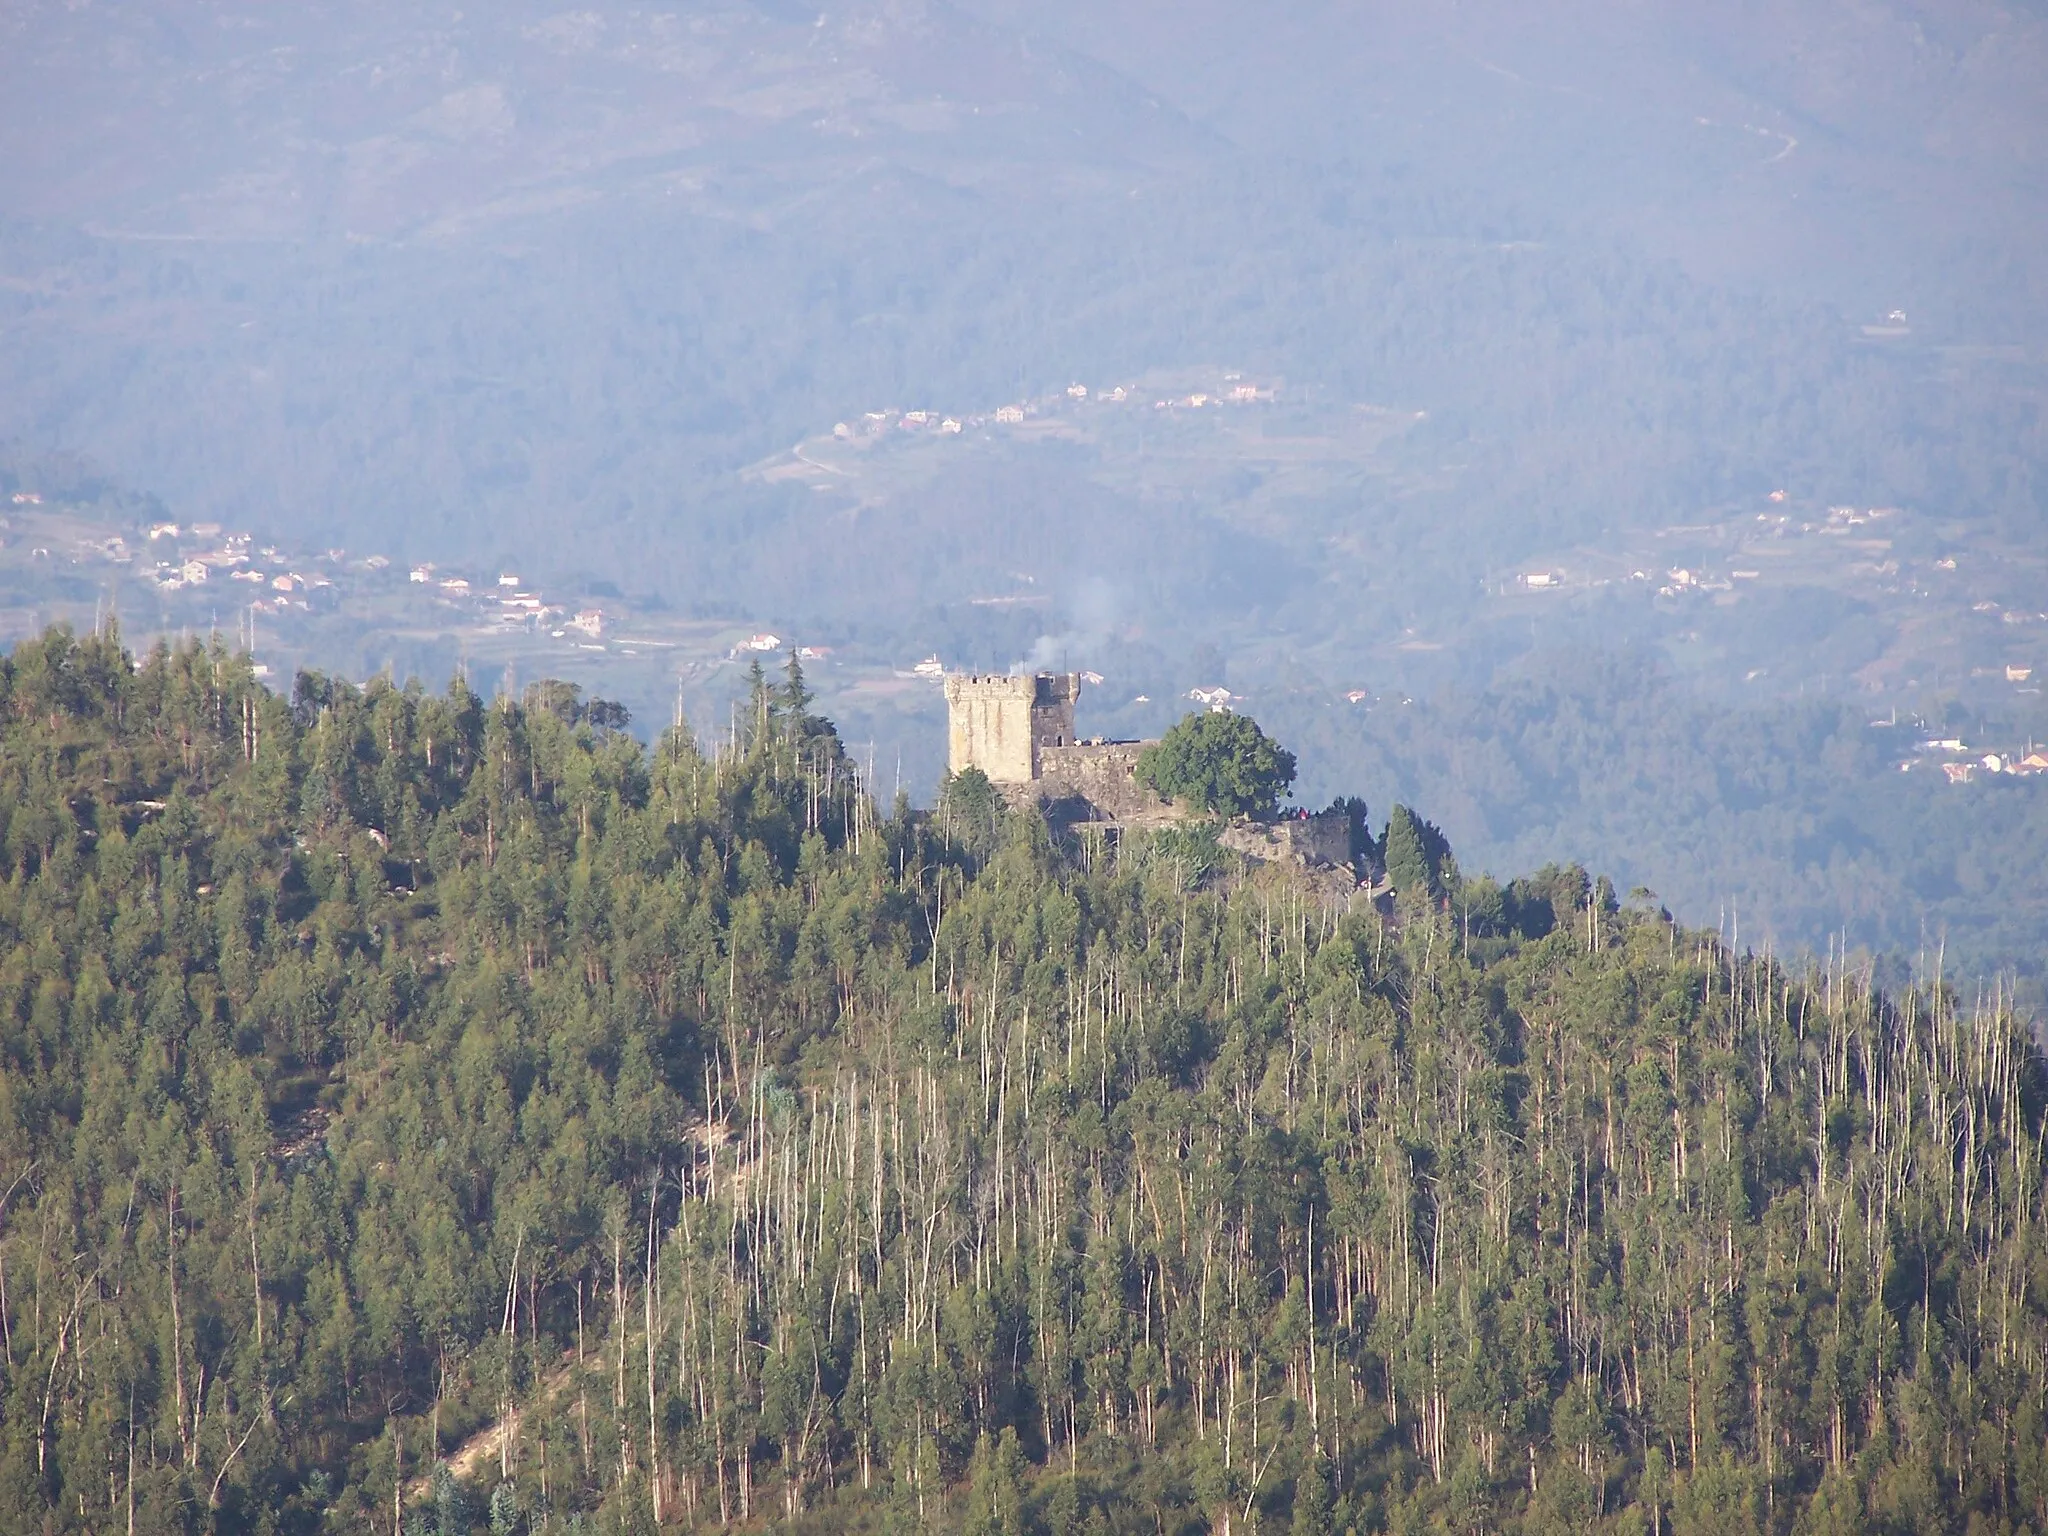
[0,625,2043,1535]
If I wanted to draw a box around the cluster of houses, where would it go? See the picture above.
[730,632,833,664]
[8,510,362,616]
[1153,382,1271,409]
[1515,564,1765,597]
[1824,505,1894,530]
[39,505,629,647]
[141,523,354,608]
[1905,736,2048,785]
[834,410,966,440]
[1509,496,2045,701]
[407,564,606,642]
[829,375,1275,443]
[133,526,624,646]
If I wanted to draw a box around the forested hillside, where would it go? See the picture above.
[0,626,2042,1535]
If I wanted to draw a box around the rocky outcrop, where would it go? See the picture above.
[1219,810,1355,870]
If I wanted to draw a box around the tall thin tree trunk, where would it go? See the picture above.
[615,1231,633,1490]
[167,1185,193,1468]
[646,1176,664,1525]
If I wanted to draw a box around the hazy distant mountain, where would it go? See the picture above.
[960,0,2048,338]
[7,0,2041,322]
[0,0,1209,239]
[5,0,2039,590]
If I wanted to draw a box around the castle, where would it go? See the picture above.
[941,671,1174,823]
[942,671,1082,783]
[941,672,1357,877]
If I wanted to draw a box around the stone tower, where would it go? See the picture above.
[942,672,1082,782]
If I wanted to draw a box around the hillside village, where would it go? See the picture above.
[747,372,2046,733]
[758,366,1298,504]
[816,370,1279,451]
[0,495,646,672]
[1885,722,2048,784]
[2,412,2042,802]
[1501,494,2044,720]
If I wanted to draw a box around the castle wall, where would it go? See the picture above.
[944,672,1080,782]
[1036,742,1179,823]
[944,676,1033,781]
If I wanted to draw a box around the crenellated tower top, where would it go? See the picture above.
[941,671,1082,782]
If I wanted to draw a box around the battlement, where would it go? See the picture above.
[943,671,1081,782]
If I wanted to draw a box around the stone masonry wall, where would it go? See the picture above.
[1035,741,1180,824]
[943,673,1080,782]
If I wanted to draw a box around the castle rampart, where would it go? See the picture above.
[1037,741,1178,824]
[943,672,1080,782]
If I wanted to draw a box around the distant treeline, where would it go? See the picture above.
[1274,649,2048,1003]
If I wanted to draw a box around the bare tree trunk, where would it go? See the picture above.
[615,1230,633,1490]
[248,1173,271,1420]
[645,1174,665,1525]
[501,1228,522,1481]
[167,1185,194,1469]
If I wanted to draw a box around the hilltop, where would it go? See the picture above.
[5,10,2045,992]
[0,627,2040,1533]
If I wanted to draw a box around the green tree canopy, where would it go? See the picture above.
[1136,709,1297,818]
[0,624,2036,1536]
[939,765,1004,858]
[1384,802,1455,900]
